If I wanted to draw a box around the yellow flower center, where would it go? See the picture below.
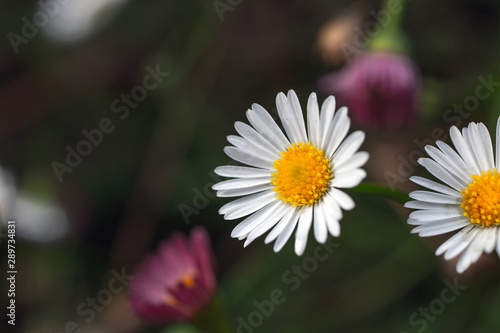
[181,275,195,288]
[163,273,196,306]
[271,142,331,207]
[461,169,500,227]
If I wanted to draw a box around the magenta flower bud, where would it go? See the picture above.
[129,227,217,324]
[318,52,419,130]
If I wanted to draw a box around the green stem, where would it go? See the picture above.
[349,183,410,205]
[369,0,409,53]
[381,0,404,33]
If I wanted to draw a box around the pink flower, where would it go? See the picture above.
[318,52,419,130]
[129,227,217,323]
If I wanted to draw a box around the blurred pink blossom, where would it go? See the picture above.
[129,227,217,324]
[318,52,419,130]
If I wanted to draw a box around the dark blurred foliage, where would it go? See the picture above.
[1,0,500,332]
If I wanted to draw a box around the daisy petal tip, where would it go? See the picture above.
[361,151,369,162]
[294,246,305,257]
[416,157,426,166]
[277,91,287,101]
[407,218,419,226]
[456,263,466,274]
[444,250,460,261]
[423,144,435,152]
[308,92,317,101]
[435,248,445,257]
[356,130,366,141]
[408,192,417,200]
[325,95,335,103]
[250,103,261,111]
[408,176,418,183]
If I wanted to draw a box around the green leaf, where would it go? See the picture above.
[348,182,411,205]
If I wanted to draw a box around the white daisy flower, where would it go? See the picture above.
[212,90,368,255]
[406,118,500,273]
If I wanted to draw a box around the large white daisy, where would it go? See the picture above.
[406,118,500,273]
[213,90,368,255]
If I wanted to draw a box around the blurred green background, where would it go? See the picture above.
[2,0,500,332]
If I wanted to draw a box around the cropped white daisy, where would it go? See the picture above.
[406,118,500,273]
[213,90,368,255]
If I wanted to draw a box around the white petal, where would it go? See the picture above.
[321,193,343,220]
[294,207,313,256]
[465,123,490,171]
[410,218,469,237]
[456,228,487,273]
[243,204,290,247]
[321,203,340,237]
[450,126,480,175]
[470,123,495,171]
[444,226,478,260]
[404,200,458,210]
[319,96,336,149]
[329,188,355,210]
[496,116,500,169]
[219,190,275,219]
[217,184,272,197]
[425,145,470,181]
[313,205,328,243]
[470,229,488,260]
[435,141,472,180]
[435,226,471,256]
[409,176,461,197]
[496,227,500,257]
[408,210,464,222]
[287,90,308,142]
[307,93,321,147]
[409,190,461,204]
[235,121,281,156]
[334,152,369,175]
[214,165,270,178]
[418,158,466,191]
[265,209,295,244]
[226,135,243,147]
[484,227,497,254]
[273,212,300,252]
[247,104,290,150]
[276,92,307,144]
[213,177,271,191]
[224,146,273,170]
[330,169,366,188]
[231,200,281,238]
[226,136,276,162]
[332,131,365,167]
[325,107,350,157]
